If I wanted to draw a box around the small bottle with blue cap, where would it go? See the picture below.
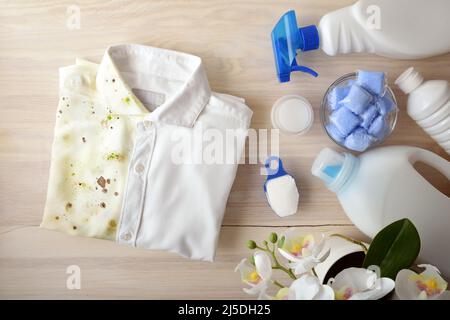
[263,156,299,217]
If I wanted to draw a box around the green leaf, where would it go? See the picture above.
[362,218,421,279]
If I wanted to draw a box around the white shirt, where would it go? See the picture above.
[41,44,252,261]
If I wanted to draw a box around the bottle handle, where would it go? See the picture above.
[410,148,450,180]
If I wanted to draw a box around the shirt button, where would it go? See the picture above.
[135,163,145,173]
[121,232,132,241]
[143,120,152,129]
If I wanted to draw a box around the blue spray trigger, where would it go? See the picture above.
[263,156,289,192]
[291,61,319,78]
[271,10,320,82]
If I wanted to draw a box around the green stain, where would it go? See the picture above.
[122,96,131,105]
[106,152,123,161]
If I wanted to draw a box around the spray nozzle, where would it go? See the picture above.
[271,10,320,82]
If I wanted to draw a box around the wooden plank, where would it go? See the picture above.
[0,225,367,299]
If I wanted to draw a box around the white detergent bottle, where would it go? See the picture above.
[271,0,450,81]
[311,146,450,276]
[318,0,450,59]
[395,67,450,155]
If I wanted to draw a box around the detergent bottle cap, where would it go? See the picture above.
[311,148,359,193]
[271,10,320,83]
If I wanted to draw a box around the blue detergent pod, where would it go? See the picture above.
[376,95,396,115]
[330,107,361,136]
[357,70,386,96]
[369,115,390,140]
[328,80,355,110]
[361,104,379,129]
[344,127,375,152]
[326,123,346,143]
[271,10,320,82]
[340,85,373,115]
[264,156,299,217]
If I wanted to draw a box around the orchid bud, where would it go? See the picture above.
[278,235,285,248]
[269,232,278,243]
[247,240,257,249]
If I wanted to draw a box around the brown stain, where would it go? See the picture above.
[109,219,117,228]
[97,176,106,188]
[100,202,106,208]
[114,192,119,196]
[107,219,117,235]
[65,202,72,211]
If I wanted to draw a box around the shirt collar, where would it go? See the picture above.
[96,44,211,127]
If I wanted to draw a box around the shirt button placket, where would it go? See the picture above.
[120,231,132,242]
[122,120,155,247]
[135,163,145,174]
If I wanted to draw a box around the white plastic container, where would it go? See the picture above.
[319,0,450,59]
[311,146,450,276]
[396,67,450,155]
[264,156,299,217]
[271,95,313,135]
[315,236,368,284]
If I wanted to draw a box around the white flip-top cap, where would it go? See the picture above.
[271,95,314,135]
[311,148,345,185]
[311,147,360,193]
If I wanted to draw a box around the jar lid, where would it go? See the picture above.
[271,95,314,135]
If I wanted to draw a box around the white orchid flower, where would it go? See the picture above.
[273,288,290,300]
[278,230,330,275]
[235,251,273,299]
[395,264,448,300]
[272,275,334,300]
[328,267,395,300]
[288,274,335,300]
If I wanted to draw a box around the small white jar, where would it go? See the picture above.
[271,95,314,135]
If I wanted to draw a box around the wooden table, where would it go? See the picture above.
[1,0,449,299]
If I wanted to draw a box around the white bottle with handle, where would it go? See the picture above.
[311,146,450,277]
[319,0,450,59]
[395,67,450,155]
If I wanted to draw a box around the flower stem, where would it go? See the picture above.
[256,242,297,280]
[273,280,285,288]
[330,233,368,253]
[272,264,297,280]
[268,243,297,280]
